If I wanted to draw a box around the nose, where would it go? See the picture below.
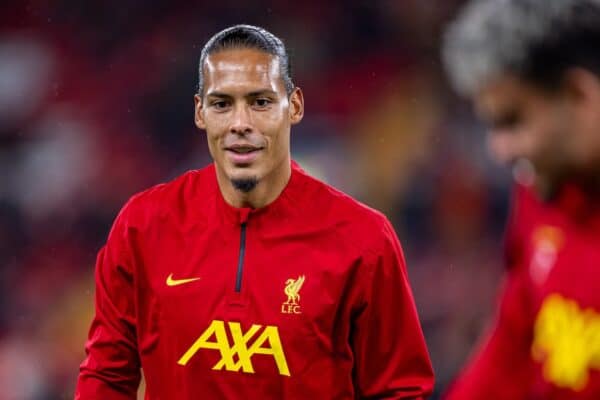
[487,130,519,165]
[229,104,253,135]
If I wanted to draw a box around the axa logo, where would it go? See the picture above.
[281,275,305,314]
[177,320,290,376]
[532,293,600,391]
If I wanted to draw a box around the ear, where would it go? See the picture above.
[194,94,207,130]
[561,68,600,116]
[288,87,304,125]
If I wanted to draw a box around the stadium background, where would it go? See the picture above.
[0,1,511,398]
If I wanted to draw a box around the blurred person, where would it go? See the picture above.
[442,0,600,398]
[75,24,433,399]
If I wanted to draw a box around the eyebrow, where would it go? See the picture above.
[247,90,278,97]
[205,89,278,98]
[205,91,232,99]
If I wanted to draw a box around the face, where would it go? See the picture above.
[474,72,600,196]
[195,48,304,191]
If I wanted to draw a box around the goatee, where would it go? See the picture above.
[231,177,259,193]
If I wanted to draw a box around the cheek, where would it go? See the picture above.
[258,112,289,146]
[203,115,227,140]
[569,131,599,167]
[525,116,570,170]
[262,109,287,129]
[565,111,600,163]
[203,129,224,160]
[546,111,572,153]
[267,125,290,153]
[205,139,219,161]
[487,134,517,164]
[523,110,557,152]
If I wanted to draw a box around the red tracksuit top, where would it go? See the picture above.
[446,183,600,399]
[76,162,434,399]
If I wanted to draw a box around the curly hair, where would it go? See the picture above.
[443,0,600,95]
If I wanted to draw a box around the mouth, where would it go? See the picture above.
[226,144,264,154]
[224,144,264,165]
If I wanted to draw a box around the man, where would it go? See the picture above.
[442,0,600,398]
[75,24,434,399]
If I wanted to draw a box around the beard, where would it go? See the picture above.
[231,177,259,193]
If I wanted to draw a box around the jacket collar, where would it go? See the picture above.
[212,161,307,226]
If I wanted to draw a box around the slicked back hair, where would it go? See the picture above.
[197,24,294,97]
[443,0,600,96]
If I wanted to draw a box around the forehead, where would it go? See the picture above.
[203,48,283,95]
[475,75,548,116]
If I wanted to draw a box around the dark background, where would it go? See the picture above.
[0,1,511,398]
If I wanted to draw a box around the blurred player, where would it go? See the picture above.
[75,24,433,399]
[443,0,600,398]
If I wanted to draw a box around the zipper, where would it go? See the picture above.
[234,222,247,292]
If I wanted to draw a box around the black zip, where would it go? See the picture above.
[235,222,247,292]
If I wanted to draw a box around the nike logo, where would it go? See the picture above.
[166,273,201,287]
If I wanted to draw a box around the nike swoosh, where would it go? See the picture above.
[166,273,201,287]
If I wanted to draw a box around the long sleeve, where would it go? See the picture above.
[352,219,434,399]
[444,265,534,400]
[445,185,535,400]
[75,204,141,399]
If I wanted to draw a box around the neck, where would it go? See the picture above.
[537,169,600,202]
[567,172,600,197]
[216,158,292,209]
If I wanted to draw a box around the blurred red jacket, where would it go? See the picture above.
[75,162,433,399]
[446,183,600,399]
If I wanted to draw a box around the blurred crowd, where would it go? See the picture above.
[1,1,512,398]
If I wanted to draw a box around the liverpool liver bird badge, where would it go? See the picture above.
[282,275,305,314]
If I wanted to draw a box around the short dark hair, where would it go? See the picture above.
[197,24,294,97]
[443,0,600,95]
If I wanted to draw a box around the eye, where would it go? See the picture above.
[211,100,230,110]
[253,98,272,108]
[490,110,521,131]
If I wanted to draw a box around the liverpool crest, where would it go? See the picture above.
[281,275,305,314]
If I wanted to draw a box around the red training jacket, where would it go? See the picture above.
[76,162,434,399]
[446,183,600,399]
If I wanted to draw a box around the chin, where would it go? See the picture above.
[227,166,260,181]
